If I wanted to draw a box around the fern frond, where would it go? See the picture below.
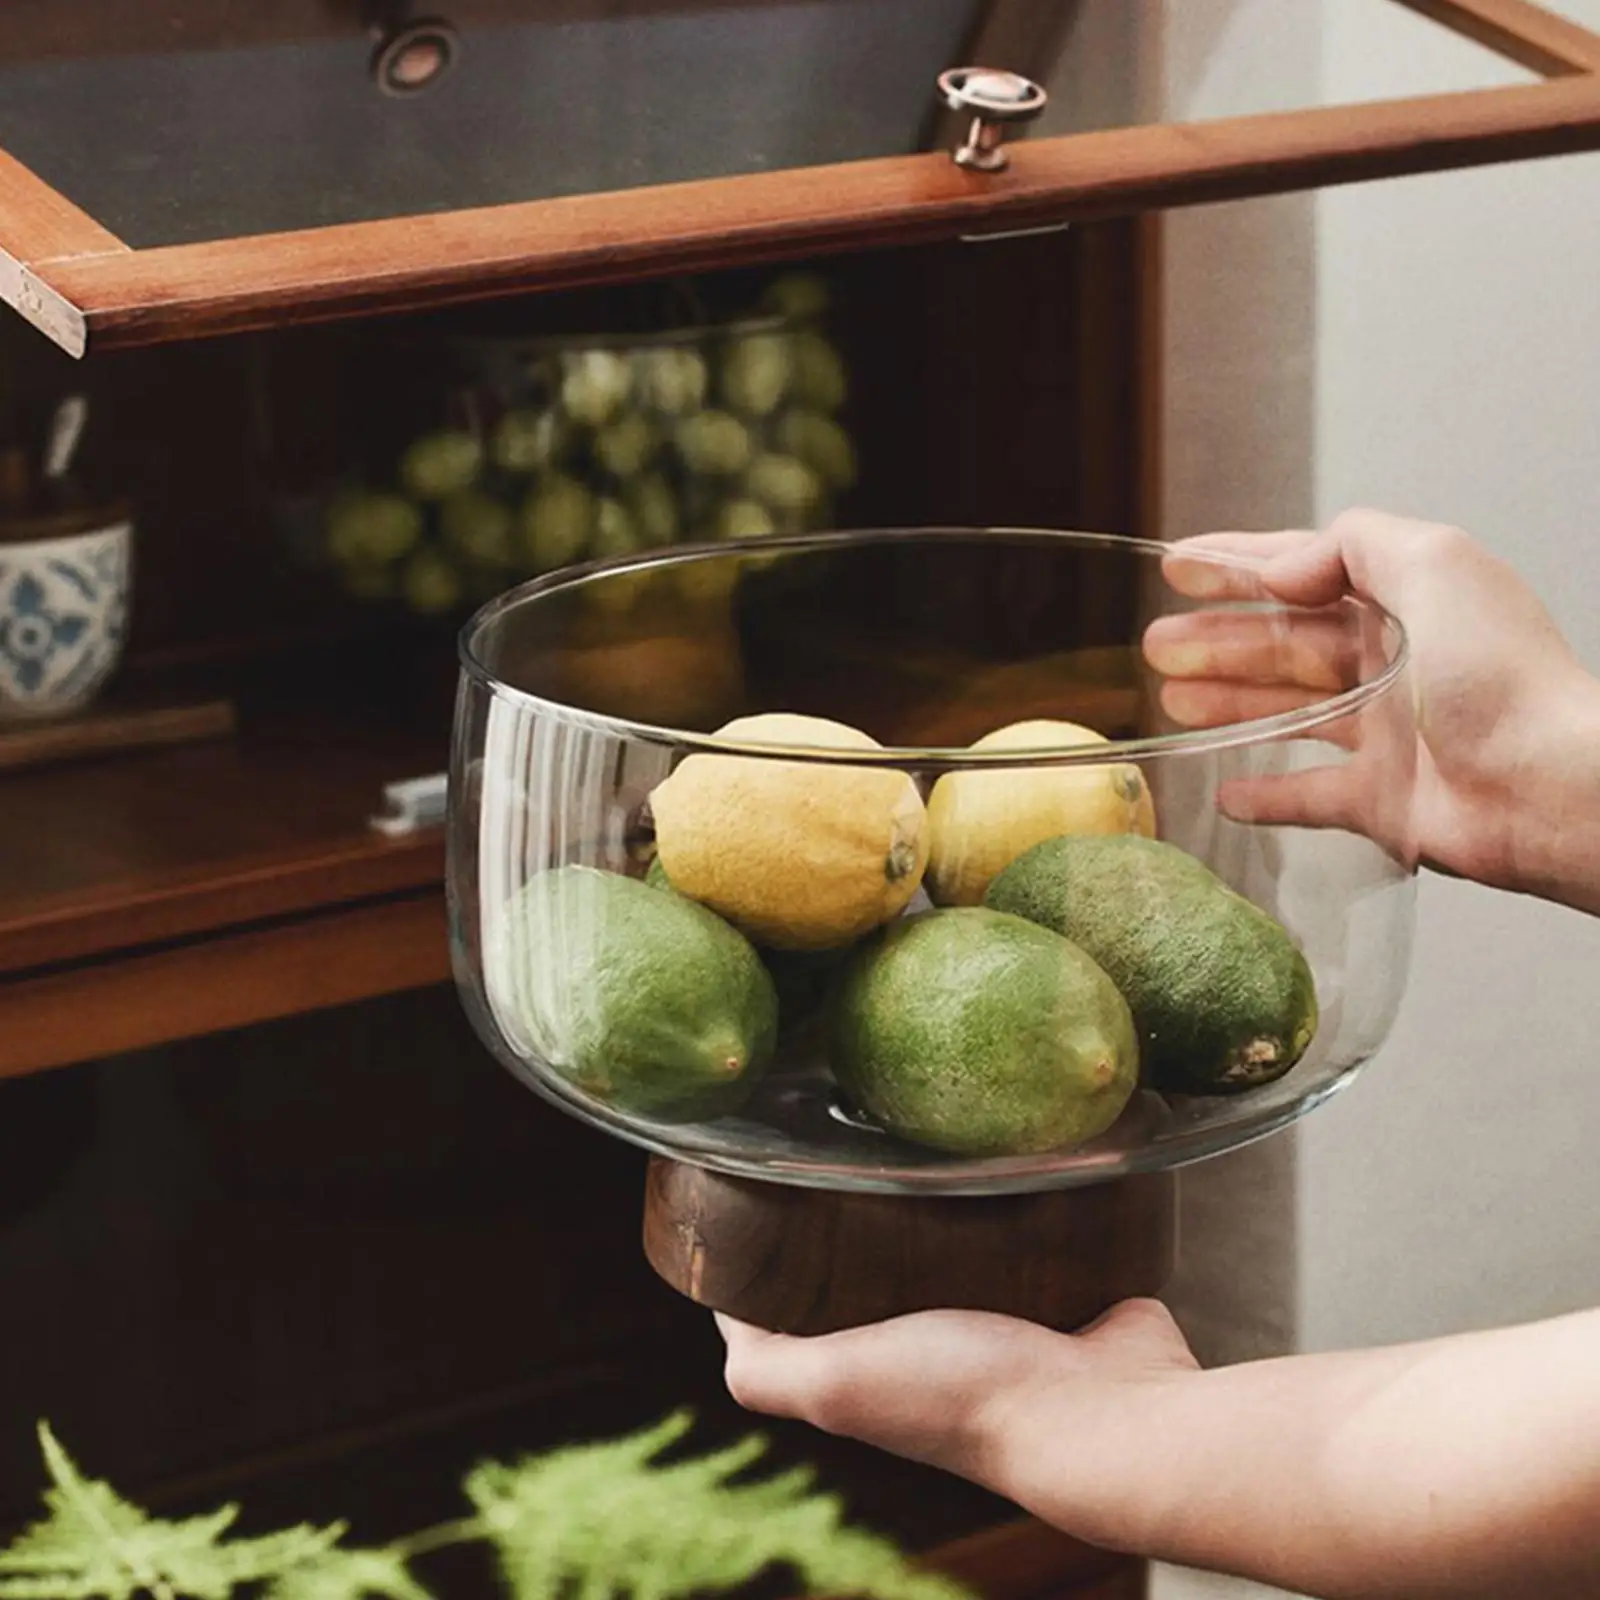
[0,1425,344,1600]
[260,1548,430,1600]
[464,1411,970,1600]
[0,1576,105,1600]
[1,1416,974,1600]
[794,1525,972,1600]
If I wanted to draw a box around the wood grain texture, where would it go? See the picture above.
[644,1160,1179,1335]
[28,74,1600,354]
[1398,0,1600,75]
[0,830,445,976]
[0,890,449,1077]
[0,698,235,772]
[1134,213,1165,544]
[0,724,445,973]
[0,148,122,354]
[0,148,125,262]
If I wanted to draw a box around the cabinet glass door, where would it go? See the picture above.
[2,0,1597,354]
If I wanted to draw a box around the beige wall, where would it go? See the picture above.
[1299,0,1600,1351]
[1152,3,1600,1595]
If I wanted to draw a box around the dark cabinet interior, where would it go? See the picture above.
[0,224,1153,1594]
[0,223,1153,1072]
[0,988,1024,1545]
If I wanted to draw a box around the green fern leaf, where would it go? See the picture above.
[0,1425,344,1600]
[260,1549,430,1600]
[464,1411,970,1600]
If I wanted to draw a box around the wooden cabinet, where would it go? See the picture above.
[2,5,1599,1596]
[0,220,1153,1078]
[0,223,1154,1595]
[1,1,1598,354]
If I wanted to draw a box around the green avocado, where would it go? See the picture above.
[985,835,1318,1094]
[490,866,777,1121]
[829,908,1138,1157]
[646,855,849,1031]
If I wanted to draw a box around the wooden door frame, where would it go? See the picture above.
[2,0,1598,357]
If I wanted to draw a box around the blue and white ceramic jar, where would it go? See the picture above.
[0,509,133,721]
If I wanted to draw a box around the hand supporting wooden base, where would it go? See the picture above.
[643,1157,1179,1335]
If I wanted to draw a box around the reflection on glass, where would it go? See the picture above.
[448,529,1419,1195]
[0,0,1534,250]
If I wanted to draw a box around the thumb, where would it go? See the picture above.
[1255,524,1351,609]
[715,1315,809,1418]
[715,1308,1070,1471]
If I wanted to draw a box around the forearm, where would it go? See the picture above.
[1510,669,1600,917]
[986,1309,1600,1598]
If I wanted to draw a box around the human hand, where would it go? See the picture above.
[1145,509,1600,908]
[722,1298,1600,1599]
[718,1299,1199,1550]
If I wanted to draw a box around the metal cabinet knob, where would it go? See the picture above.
[937,67,1048,172]
[368,5,460,96]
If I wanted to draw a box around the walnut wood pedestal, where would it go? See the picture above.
[643,1158,1178,1337]
[646,1161,1177,1598]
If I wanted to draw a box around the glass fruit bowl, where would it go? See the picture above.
[448,528,1417,1195]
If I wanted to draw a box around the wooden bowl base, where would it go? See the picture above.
[643,1157,1178,1336]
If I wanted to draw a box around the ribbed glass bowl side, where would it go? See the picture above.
[447,528,1418,1195]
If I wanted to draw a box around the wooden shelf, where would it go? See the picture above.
[0,892,451,1080]
[0,714,444,973]
[0,715,451,1076]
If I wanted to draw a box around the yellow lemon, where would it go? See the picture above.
[651,713,928,951]
[926,719,1156,907]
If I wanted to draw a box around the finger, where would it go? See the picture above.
[1159,679,1335,730]
[1160,531,1314,603]
[720,1315,938,1429]
[718,1318,821,1421]
[1144,610,1361,692]
[1201,514,1426,611]
[1216,766,1367,833]
[1171,530,1316,562]
[719,1308,1069,1479]
[1158,680,1365,762]
[1167,512,1471,618]
[1273,508,1481,613]
[715,1313,778,1352]
[1324,506,1456,599]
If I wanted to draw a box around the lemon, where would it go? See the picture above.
[650,713,928,951]
[926,719,1156,908]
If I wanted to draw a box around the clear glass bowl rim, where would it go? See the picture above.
[456,526,1411,769]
